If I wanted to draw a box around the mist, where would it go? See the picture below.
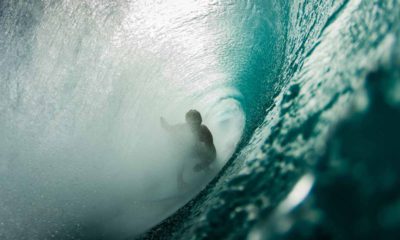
[0,0,246,238]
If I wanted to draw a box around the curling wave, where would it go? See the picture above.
[0,0,281,239]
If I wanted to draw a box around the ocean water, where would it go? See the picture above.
[0,0,399,239]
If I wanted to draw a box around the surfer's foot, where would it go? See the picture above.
[193,163,203,172]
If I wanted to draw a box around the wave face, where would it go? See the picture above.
[1,0,400,239]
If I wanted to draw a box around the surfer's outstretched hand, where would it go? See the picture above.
[160,117,168,129]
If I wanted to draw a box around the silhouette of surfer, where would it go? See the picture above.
[160,110,217,189]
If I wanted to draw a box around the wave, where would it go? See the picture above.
[1,0,399,239]
[0,0,275,239]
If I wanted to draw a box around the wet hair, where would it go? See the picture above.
[185,109,202,125]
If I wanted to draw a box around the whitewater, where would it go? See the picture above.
[1,0,400,240]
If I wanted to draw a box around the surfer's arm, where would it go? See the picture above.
[160,117,184,133]
[160,117,171,131]
[199,125,217,160]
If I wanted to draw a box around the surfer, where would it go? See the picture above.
[160,109,217,188]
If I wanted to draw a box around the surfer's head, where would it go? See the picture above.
[185,109,202,127]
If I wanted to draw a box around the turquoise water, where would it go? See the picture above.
[1,0,400,239]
